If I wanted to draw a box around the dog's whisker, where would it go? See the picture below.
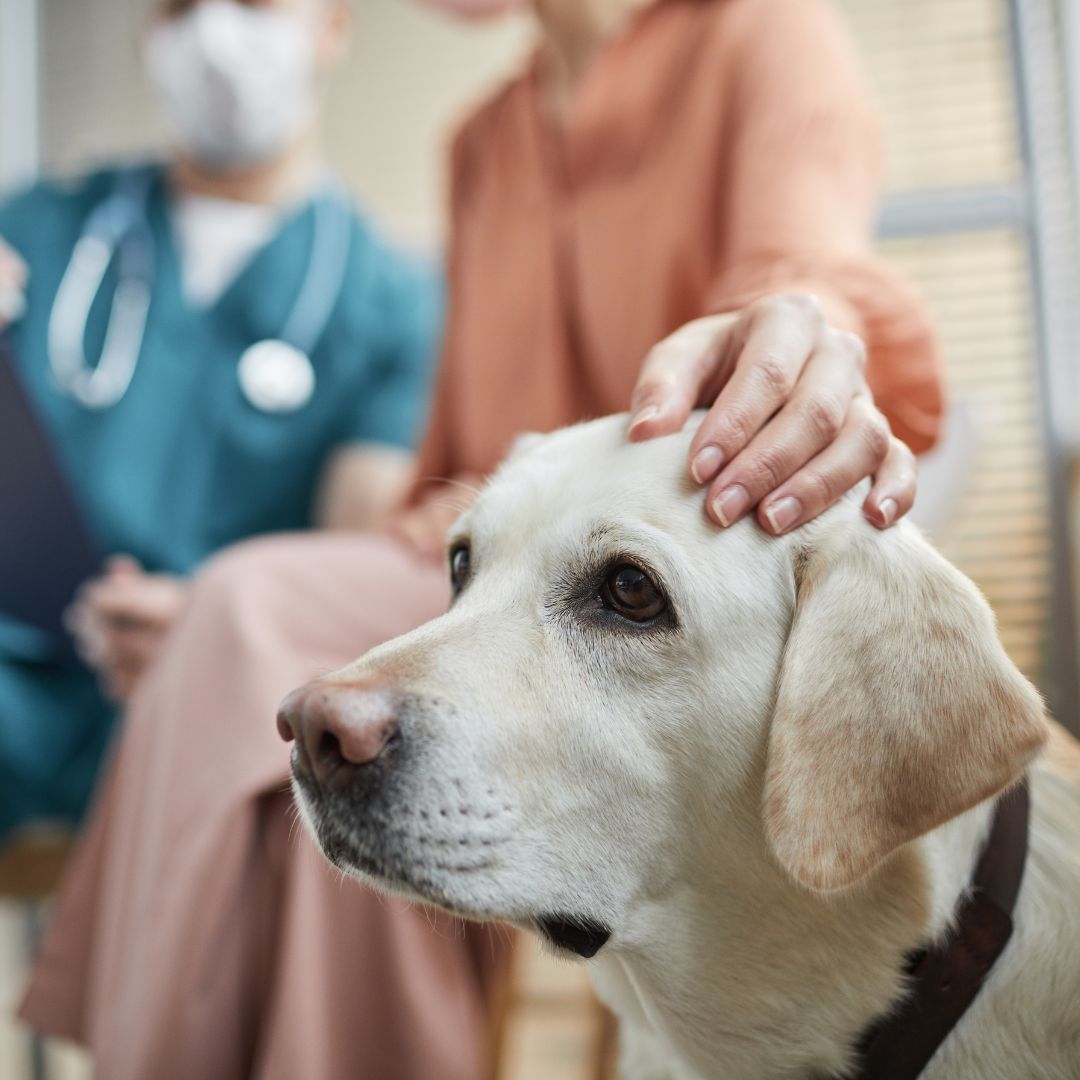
[422,905,437,936]
[283,800,304,848]
[411,474,482,500]
[430,496,471,515]
[441,478,483,499]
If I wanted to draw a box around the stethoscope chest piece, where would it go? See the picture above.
[238,339,315,413]
[50,169,348,414]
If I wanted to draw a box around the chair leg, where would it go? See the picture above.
[487,934,519,1080]
[23,904,49,1080]
[592,997,619,1080]
[29,1029,47,1080]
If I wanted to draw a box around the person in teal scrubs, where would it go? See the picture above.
[0,0,440,838]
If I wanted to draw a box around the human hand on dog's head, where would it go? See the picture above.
[627,293,917,538]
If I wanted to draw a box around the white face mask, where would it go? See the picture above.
[144,1,316,171]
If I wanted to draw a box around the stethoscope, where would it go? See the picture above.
[47,167,351,413]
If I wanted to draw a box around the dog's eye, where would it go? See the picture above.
[449,543,471,595]
[601,564,667,623]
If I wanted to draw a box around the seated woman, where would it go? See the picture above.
[21,0,942,1077]
[0,0,437,837]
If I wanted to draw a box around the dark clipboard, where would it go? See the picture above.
[0,335,103,654]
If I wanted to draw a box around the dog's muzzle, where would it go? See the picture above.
[278,678,423,888]
[279,678,613,957]
[278,679,401,789]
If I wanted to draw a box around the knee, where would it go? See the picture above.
[185,534,311,638]
[195,534,299,594]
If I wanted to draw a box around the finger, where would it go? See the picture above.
[101,674,128,705]
[863,437,917,529]
[380,516,411,546]
[753,398,892,535]
[75,578,120,630]
[122,576,186,625]
[627,314,741,441]
[102,662,141,705]
[419,508,454,563]
[87,576,181,627]
[97,630,162,703]
[0,240,28,325]
[384,512,424,551]
[699,342,866,526]
[85,581,150,625]
[414,498,464,562]
[66,603,109,667]
[103,622,162,659]
[0,238,27,284]
[106,554,142,577]
[388,510,444,564]
[62,598,93,638]
[408,528,443,563]
[687,295,826,485]
[104,634,166,700]
[75,635,108,670]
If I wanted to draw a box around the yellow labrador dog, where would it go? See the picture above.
[280,415,1080,1079]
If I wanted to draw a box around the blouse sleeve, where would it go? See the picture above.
[708,0,944,453]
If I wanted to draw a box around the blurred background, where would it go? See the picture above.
[2,0,1080,1077]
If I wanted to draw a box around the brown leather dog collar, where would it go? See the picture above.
[847,780,1030,1079]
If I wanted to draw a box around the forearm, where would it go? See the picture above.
[314,445,417,531]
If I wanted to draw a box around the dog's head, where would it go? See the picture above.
[282,415,1047,957]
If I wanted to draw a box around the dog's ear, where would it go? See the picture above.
[764,514,1048,893]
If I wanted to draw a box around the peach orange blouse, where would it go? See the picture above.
[419,0,943,484]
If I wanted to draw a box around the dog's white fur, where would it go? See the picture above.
[293,414,1080,1079]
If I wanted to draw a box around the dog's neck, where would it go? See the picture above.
[589,799,996,1080]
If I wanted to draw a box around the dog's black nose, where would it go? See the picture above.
[278,680,400,788]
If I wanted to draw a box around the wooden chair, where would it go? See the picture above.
[0,829,75,1080]
[492,935,617,1080]
[0,830,74,902]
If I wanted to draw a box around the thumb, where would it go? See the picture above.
[0,238,27,326]
[627,314,738,442]
[0,238,27,284]
[106,554,142,577]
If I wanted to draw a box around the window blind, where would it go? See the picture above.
[835,0,1079,701]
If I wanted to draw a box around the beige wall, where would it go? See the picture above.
[26,0,1023,243]
[33,0,533,247]
[329,3,532,246]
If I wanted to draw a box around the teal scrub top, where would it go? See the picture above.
[0,163,442,836]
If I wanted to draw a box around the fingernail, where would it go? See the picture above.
[690,446,724,485]
[628,404,659,435]
[0,285,26,323]
[763,496,802,535]
[877,497,898,526]
[712,484,749,527]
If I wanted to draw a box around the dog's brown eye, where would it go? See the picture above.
[601,564,667,622]
[449,543,471,595]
